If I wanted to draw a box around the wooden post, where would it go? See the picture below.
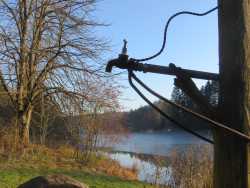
[215,0,250,187]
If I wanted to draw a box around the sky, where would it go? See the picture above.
[94,0,219,111]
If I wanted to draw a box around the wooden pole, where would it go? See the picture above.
[215,0,250,187]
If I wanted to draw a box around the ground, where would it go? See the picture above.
[0,167,155,188]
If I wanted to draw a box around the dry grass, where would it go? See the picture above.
[0,143,138,181]
[167,145,213,188]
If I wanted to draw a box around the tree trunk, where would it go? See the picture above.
[215,0,250,187]
[19,106,33,147]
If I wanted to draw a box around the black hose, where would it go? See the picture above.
[130,72,250,142]
[132,6,218,62]
[128,70,214,144]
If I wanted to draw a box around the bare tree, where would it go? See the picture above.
[66,92,125,163]
[0,0,115,146]
[31,92,58,145]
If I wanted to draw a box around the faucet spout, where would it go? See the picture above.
[105,58,119,73]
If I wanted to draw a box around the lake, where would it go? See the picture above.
[105,130,212,184]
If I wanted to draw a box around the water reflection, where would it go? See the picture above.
[105,130,211,184]
[109,152,170,184]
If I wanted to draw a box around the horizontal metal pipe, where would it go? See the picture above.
[141,63,219,80]
[106,57,219,81]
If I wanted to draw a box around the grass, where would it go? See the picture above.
[0,167,155,188]
[0,145,156,188]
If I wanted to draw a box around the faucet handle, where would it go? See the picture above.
[121,39,128,55]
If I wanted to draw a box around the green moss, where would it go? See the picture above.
[0,167,155,188]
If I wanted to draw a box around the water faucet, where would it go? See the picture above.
[105,39,129,73]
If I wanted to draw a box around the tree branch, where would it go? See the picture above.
[170,64,217,117]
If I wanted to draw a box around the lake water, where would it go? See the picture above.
[106,130,212,184]
[112,130,210,156]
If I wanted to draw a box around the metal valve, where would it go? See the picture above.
[106,39,130,73]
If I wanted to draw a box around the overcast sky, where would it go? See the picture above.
[95,0,219,111]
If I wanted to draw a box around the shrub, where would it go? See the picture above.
[167,145,213,188]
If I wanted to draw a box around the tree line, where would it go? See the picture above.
[124,80,219,132]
